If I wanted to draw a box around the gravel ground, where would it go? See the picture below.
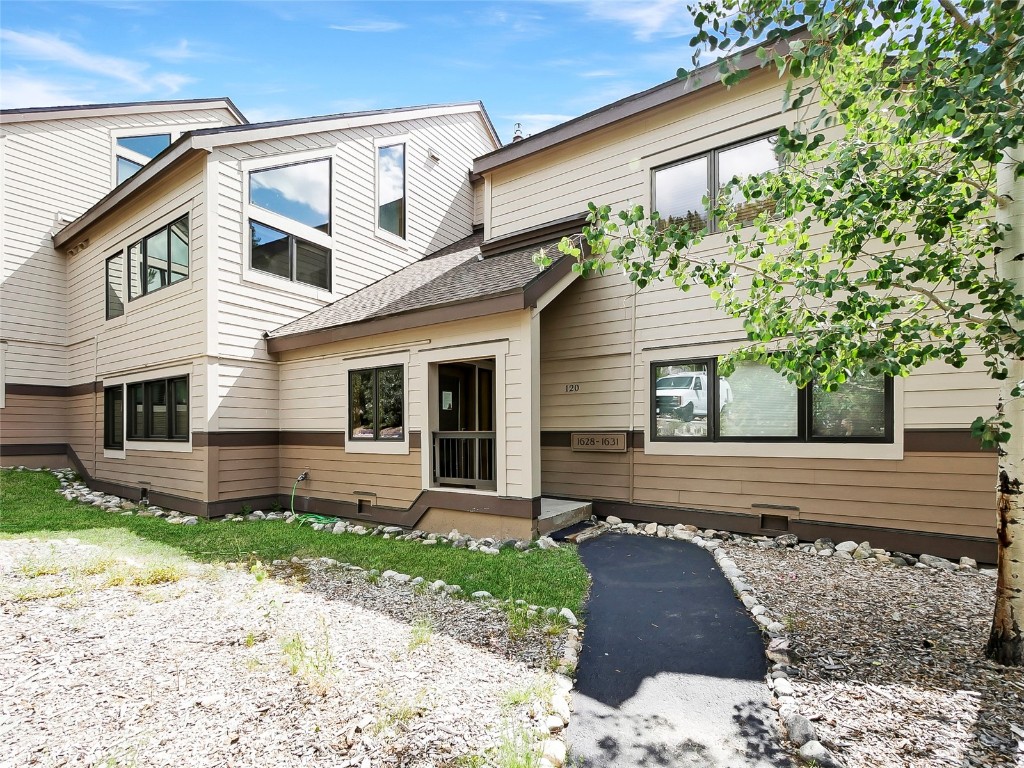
[0,536,560,768]
[723,539,1024,768]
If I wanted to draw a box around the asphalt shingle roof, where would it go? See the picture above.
[268,232,563,339]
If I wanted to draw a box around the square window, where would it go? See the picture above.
[349,366,404,441]
[652,360,713,439]
[718,361,799,438]
[811,374,891,440]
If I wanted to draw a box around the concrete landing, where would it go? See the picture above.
[538,497,593,535]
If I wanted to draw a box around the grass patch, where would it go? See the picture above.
[408,615,434,651]
[501,677,554,710]
[1,469,590,612]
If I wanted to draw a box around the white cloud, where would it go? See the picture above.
[330,21,405,32]
[0,28,192,94]
[581,69,619,78]
[152,39,205,63]
[0,72,88,109]
[583,0,695,42]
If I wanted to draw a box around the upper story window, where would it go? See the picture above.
[106,252,125,320]
[247,158,333,291]
[377,143,406,239]
[652,358,892,443]
[128,215,189,301]
[115,133,171,185]
[653,134,779,233]
[250,159,331,233]
[349,365,405,441]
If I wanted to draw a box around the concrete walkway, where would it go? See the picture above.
[568,533,792,767]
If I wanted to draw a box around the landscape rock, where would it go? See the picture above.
[798,740,844,768]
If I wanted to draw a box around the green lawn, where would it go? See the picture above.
[0,469,589,613]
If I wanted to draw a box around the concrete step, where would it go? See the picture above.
[538,497,593,536]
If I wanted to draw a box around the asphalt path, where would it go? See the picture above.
[567,532,792,767]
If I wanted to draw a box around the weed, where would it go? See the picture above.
[279,617,335,693]
[408,616,434,651]
[493,726,540,768]
[130,564,183,586]
[372,689,427,734]
[80,557,118,576]
[505,604,532,641]
[240,504,253,515]
[245,631,257,648]
[366,570,380,585]
[447,755,487,768]
[501,678,554,711]
[250,561,268,583]
[17,557,62,578]
[12,584,77,601]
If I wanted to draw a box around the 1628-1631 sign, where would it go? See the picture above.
[570,432,627,452]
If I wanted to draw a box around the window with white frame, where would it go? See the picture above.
[105,251,125,320]
[652,358,892,443]
[248,158,333,290]
[377,143,406,239]
[349,365,405,441]
[653,134,779,233]
[115,133,172,185]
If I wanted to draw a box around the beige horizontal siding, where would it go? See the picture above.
[212,111,495,364]
[215,445,278,500]
[279,445,421,509]
[1,107,239,387]
[0,393,68,442]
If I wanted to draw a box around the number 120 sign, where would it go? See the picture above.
[570,433,627,452]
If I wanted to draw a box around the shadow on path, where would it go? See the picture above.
[568,533,792,767]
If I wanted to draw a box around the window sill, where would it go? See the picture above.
[644,439,903,461]
[345,437,409,455]
[241,267,334,303]
[103,449,126,460]
[125,440,193,454]
[374,229,410,250]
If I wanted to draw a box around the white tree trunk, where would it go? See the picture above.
[987,144,1024,666]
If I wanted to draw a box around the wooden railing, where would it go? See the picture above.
[432,431,496,491]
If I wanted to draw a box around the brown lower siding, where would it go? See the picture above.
[541,429,999,560]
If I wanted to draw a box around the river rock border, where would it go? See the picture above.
[600,515,996,767]
[6,466,582,766]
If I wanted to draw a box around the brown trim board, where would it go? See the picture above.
[541,429,990,453]
[587,498,996,564]
[0,443,68,457]
[480,213,588,256]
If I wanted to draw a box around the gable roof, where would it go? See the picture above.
[0,97,247,126]
[473,31,802,175]
[265,231,574,354]
[53,101,501,250]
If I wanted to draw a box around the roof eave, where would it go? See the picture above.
[472,30,805,175]
[0,97,247,125]
[54,138,205,249]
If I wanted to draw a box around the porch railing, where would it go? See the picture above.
[432,431,496,491]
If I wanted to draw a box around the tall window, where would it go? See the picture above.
[653,134,779,233]
[377,143,406,239]
[105,252,124,320]
[104,386,124,449]
[115,133,172,185]
[126,376,189,441]
[349,365,404,440]
[248,158,332,289]
[652,358,892,443]
[128,215,189,300]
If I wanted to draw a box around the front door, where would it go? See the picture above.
[434,361,496,490]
